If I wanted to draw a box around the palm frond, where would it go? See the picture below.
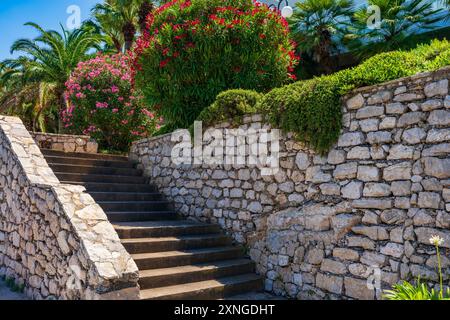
[0,21,106,132]
[347,0,446,58]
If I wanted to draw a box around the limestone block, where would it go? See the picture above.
[402,128,426,144]
[316,273,343,295]
[321,259,347,275]
[380,243,404,258]
[346,94,365,110]
[424,79,448,97]
[356,106,384,119]
[338,132,365,147]
[357,166,380,182]
[333,248,359,261]
[428,110,450,126]
[344,277,375,300]
[383,162,412,181]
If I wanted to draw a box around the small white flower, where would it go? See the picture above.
[429,235,444,246]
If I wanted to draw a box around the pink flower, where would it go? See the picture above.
[83,125,97,135]
[96,102,109,109]
[112,108,119,113]
[111,85,119,93]
[142,109,155,119]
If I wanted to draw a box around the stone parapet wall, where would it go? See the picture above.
[130,67,450,300]
[31,132,98,154]
[0,116,139,300]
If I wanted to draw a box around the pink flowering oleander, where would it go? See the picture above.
[64,52,163,151]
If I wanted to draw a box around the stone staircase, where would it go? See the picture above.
[41,149,262,300]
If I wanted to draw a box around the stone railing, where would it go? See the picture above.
[0,116,139,300]
[130,67,450,300]
[30,132,98,154]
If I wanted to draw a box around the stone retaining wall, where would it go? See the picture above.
[130,67,450,300]
[31,132,98,154]
[0,116,139,300]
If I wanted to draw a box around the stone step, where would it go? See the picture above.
[107,211,179,223]
[139,259,255,290]
[140,274,263,300]
[62,182,158,193]
[48,163,143,176]
[41,149,129,161]
[122,234,230,254]
[114,220,222,238]
[45,155,136,168]
[54,172,147,184]
[132,247,244,270]
[40,150,264,300]
[90,192,164,202]
[98,201,172,212]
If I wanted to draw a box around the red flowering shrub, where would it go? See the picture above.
[133,0,299,130]
[64,53,162,151]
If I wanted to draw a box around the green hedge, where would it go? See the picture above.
[259,77,342,153]
[196,89,262,128]
[334,39,450,92]
[195,39,450,154]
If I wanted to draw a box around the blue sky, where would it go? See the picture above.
[0,0,99,60]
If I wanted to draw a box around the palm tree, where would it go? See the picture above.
[0,22,105,132]
[442,0,450,20]
[347,0,445,58]
[87,9,125,52]
[92,0,154,52]
[0,60,58,132]
[289,0,355,74]
[138,1,154,34]
[0,81,58,132]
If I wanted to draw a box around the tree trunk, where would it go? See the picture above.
[123,22,136,52]
[138,1,154,33]
[58,91,68,134]
[113,37,123,53]
[315,29,334,75]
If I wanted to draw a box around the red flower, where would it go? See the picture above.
[288,50,298,60]
[160,59,170,68]
[189,18,200,26]
[259,34,266,40]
